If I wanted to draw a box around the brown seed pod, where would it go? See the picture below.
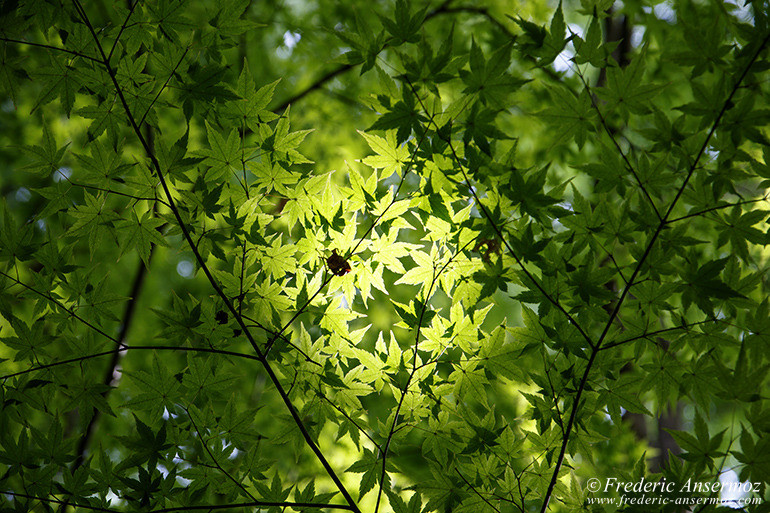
[327,249,351,276]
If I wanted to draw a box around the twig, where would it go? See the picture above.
[456,467,502,513]
[0,269,123,348]
[107,0,141,63]
[70,2,361,509]
[374,237,476,513]
[184,405,258,501]
[137,45,190,128]
[0,36,102,63]
[0,344,260,382]
[72,252,150,468]
[573,65,662,221]
[667,195,768,224]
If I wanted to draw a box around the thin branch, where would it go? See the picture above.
[542,360,565,434]
[129,344,262,360]
[317,389,382,449]
[593,242,630,286]
[434,5,563,83]
[537,30,770,513]
[442,5,509,33]
[271,63,355,114]
[573,64,662,221]
[238,241,247,315]
[0,36,102,63]
[374,237,476,513]
[405,393,529,513]
[63,176,166,205]
[262,271,333,356]
[268,0,447,112]
[184,405,259,502]
[55,245,153,513]
[404,77,595,350]
[137,45,190,128]
[0,269,122,348]
[599,318,722,351]
[0,344,262,381]
[0,349,114,381]
[1,491,357,512]
[241,313,321,366]
[269,0,561,114]
[107,0,141,63]
[70,3,361,510]
[72,252,150,467]
[667,195,769,224]
[456,467,502,513]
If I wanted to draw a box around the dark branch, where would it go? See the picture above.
[1,491,357,512]
[0,36,102,63]
[0,269,123,348]
[0,345,260,382]
[71,253,151,468]
[269,0,561,114]
[574,66,663,221]
[667,195,768,224]
[70,2,361,509]
[107,0,141,63]
[137,45,190,128]
[537,30,770,513]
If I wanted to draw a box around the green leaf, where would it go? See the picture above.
[21,122,69,176]
[33,55,82,115]
[573,17,606,67]
[596,45,666,118]
[116,210,168,267]
[539,85,596,148]
[359,130,410,176]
